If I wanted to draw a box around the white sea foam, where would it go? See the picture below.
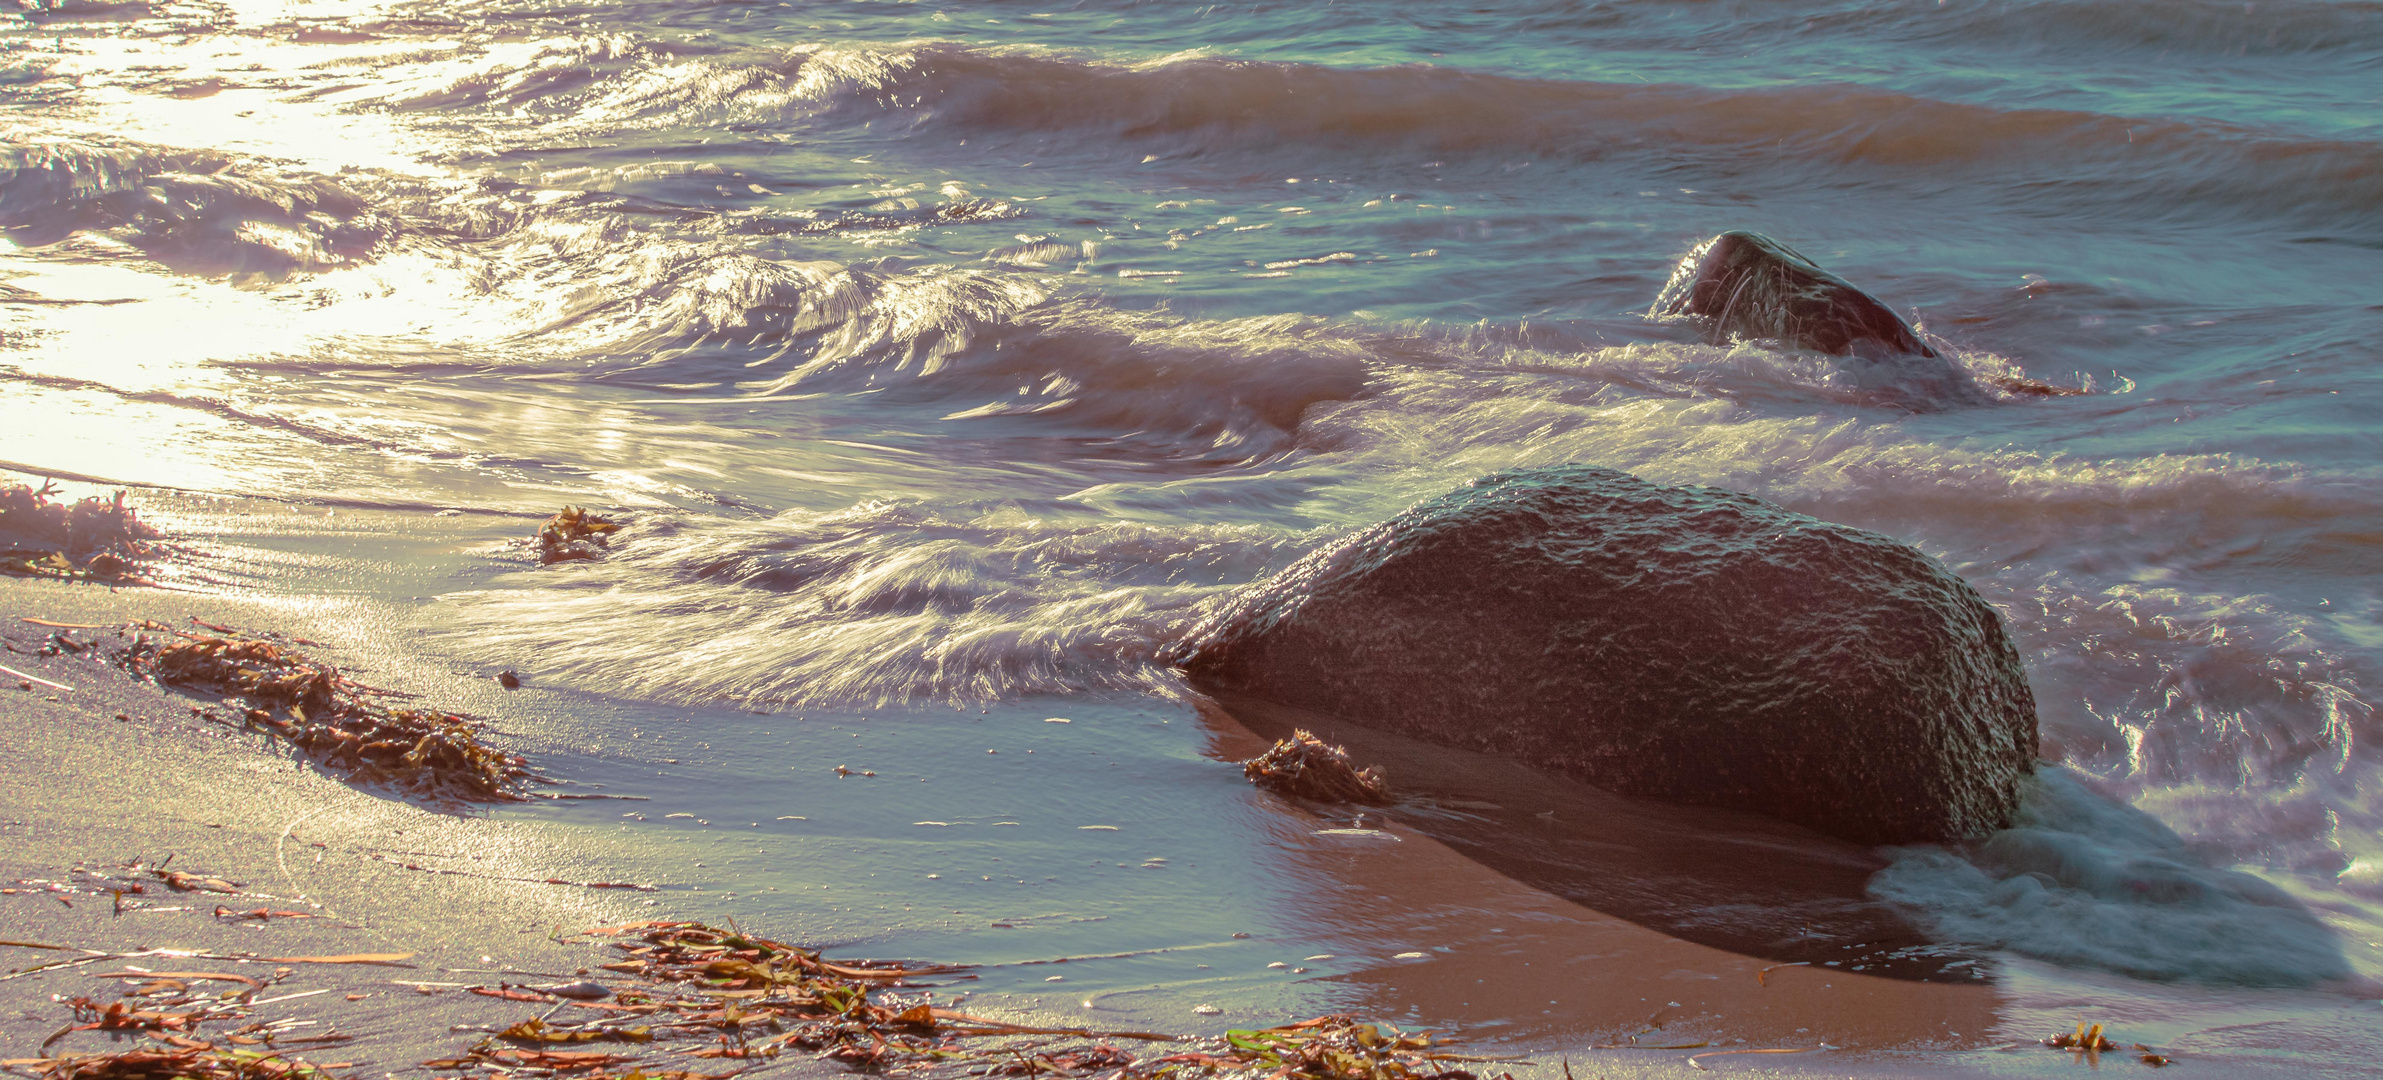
[1870,768,2374,986]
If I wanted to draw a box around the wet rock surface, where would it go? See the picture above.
[1179,464,2039,846]
[1653,230,1937,359]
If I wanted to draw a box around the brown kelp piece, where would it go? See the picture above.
[1243,730,1391,805]
[592,920,970,985]
[114,627,528,800]
[2046,1021,2177,1068]
[2042,1021,2119,1052]
[537,507,619,564]
[0,483,161,584]
[3,1046,352,1080]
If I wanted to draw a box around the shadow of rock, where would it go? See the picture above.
[1209,690,1988,983]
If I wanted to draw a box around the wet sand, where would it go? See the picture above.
[0,570,1983,1079]
[1199,697,2005,1043]
[4,483,2377,1077]
[0,576,749,1071]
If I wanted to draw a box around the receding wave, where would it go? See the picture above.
[443,501,1310,706]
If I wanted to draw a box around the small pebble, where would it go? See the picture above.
[533,980,610,1000]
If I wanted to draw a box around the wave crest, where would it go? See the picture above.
[0,137,396,277]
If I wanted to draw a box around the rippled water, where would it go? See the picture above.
[6,0,2383,1070]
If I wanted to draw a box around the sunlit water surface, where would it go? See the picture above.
[7,0,2383,1073]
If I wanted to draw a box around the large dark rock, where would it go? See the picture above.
[1653,231,1935,360]
[1177,465,2038,846]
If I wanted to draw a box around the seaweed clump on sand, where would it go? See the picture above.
[1243,730,1391,805]
[420,920,1511,1080]
[114,625,528,800]
[7,1046,351,1080]
[538,507,619,565]
[1142,1015,1503,1080]
[8,919,1513,1080]
[0,482,161,583]
[425,920,986,1072]
[4,968,357,1080]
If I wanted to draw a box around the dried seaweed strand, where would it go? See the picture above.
[113,626,527,801]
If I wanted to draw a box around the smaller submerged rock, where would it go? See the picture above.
[1652,230,1935,359]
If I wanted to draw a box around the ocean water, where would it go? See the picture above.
[6,0,2383,1071]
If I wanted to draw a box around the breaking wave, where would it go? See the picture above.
[0,138,396,278]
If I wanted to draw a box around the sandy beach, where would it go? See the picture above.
[2,484,2374,1079]
[0,570,718,1071]
[0,570,1987,1080]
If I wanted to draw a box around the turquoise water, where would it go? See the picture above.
[5,0,2383,1070]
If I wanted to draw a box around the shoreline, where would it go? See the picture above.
[1,486,2375,1078]
[0,576,717,1073]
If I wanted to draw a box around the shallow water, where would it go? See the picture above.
[6,0,2383,1072]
